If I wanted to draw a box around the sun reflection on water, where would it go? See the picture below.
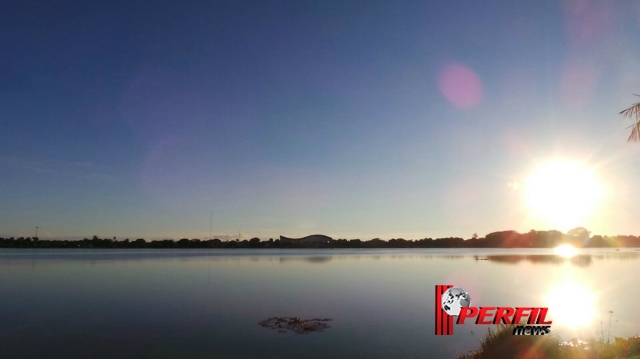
[544,280,596,329]
[555,244,578,258]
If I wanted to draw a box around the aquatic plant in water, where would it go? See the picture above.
[258,317,332,334]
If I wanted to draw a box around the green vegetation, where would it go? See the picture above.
[456,324,640,359]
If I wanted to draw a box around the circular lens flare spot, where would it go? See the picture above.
[438,63,483,109]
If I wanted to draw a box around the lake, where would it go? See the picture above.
[1,248,639,359]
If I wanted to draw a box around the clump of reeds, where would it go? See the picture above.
[457,324,566,359]
[454,322,640,359]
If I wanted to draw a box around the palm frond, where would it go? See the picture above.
[628,122,640,142]
[620,95,640,142]
[619,102,640,119]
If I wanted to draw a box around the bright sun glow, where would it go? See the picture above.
[554,244,578,258]
[544,281,596,328]
[524,159,605,230]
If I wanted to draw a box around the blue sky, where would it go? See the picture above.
[1,0,640,240]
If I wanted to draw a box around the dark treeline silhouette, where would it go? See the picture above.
[1,228,640,249]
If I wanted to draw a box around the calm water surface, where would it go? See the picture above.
[1,248,639,359]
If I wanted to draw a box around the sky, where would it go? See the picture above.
[1,0,640,240]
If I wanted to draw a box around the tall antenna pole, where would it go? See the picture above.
[35,226,38,238]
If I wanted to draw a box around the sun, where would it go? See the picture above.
[524,159,604,230]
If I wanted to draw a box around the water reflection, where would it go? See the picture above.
[545,280,596,328]
[0,249,638,269]
[555,244,578,258]
[267,252,640,267]
[480,255,593,267]
[278,256,333,264]
[593,252,640,260]
[1,248,639,359]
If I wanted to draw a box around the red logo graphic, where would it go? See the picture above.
[435,284,455,335]
[435,284,553,336]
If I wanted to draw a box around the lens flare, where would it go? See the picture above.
[524,159,605,230]
[438,63,483,109]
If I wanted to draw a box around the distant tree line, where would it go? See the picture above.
[1,228,639,249]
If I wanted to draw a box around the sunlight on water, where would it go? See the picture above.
[1,249,639,359]
[544,280,596,328]
[554,244,578,258]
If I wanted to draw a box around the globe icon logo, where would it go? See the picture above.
[441,287,471,316]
